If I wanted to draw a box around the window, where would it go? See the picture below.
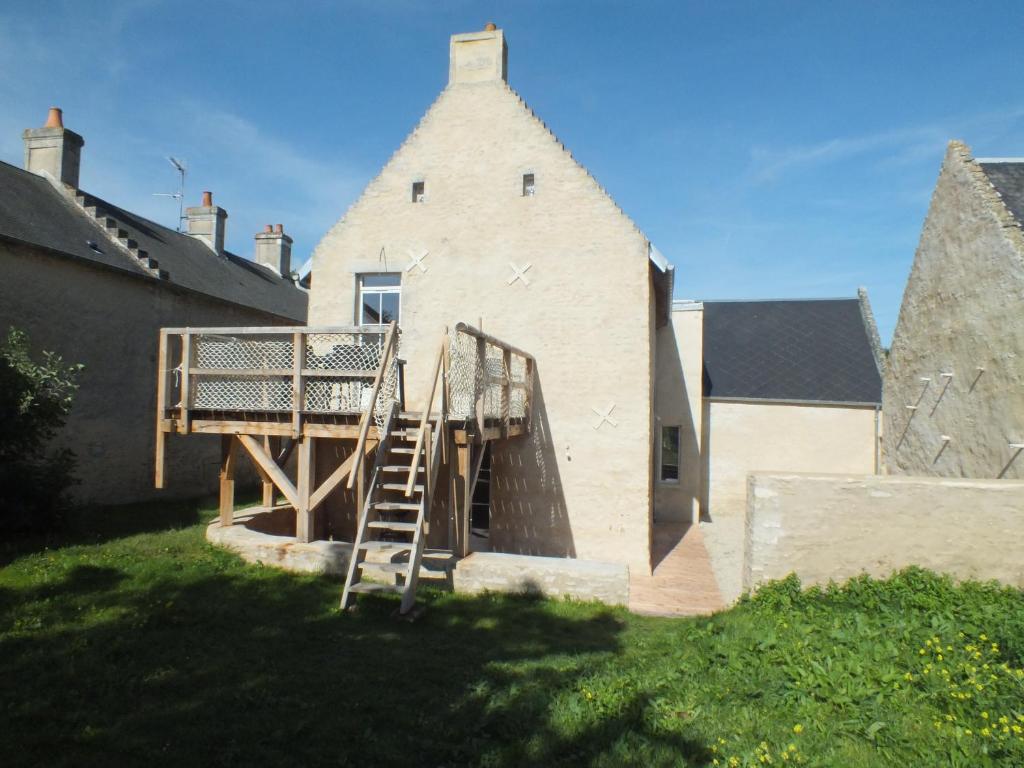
[358,273,401,325]
[522,173,535,197]
[660,426,680,483]
[411,180,425,203]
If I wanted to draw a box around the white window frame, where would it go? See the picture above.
[659,425,681,484]
[357,273,402,326]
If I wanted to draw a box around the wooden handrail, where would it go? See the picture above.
[405,331,448,496]
[453,322,535,364]
[346,321,398,490]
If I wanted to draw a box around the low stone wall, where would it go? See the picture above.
[207,508,629,605]
[453,552,629,605]
[745,472,1024,591]
[207,507,353,575]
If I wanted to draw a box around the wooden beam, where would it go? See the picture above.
[155,329,170,488]
[187,420,367,439]
[296,437,317,543]
[236,433,299,510]
[219,435,239,527]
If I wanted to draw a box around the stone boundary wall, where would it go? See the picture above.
[744,472,1024,592]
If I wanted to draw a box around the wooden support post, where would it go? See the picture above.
[261,435,278,507]
[155,329,170,488]
[219,435,238,528]
[502,347,512,437]
[180,332,192,434]
[475,335,487,433]
[456,443,472,557]
[296,437,317,543]
[292,331,305,439]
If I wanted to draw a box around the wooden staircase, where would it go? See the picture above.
[341,409,445,614]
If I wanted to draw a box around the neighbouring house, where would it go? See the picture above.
[885,141,1024,480]
[0,108,308,505]
[655,296,883,600]
[156,25,885,613]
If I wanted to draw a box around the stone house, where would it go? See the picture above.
[0,108,307,505]
[885,141,1024,480]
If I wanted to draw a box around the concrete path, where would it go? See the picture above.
[629,522,726,617]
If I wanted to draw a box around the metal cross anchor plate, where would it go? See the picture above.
[591,403,618,430]
[507,261,532,286]
[405,249,429,273]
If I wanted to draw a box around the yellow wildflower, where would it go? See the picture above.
[793,724,803,734]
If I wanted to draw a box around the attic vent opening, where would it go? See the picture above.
[522,173,535,197]
[411,181,425,203]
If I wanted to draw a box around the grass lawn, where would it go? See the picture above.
[2,498,1024,767]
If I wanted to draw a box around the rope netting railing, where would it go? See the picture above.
[178,328,400,429]
[447,327,531,429]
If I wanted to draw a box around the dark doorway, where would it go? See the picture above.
[470,443,491,551]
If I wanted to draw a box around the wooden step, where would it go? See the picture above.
[390,447,417,454]
[368,520,418,532]
[348,582,404,595]
[359,561,406,574]
[390,430,421,440]
[358,540,413,552]
[381,465,423,473]
[371,501,420,511]
[381,483,424,492]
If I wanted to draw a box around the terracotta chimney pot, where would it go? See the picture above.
[274,224,283,234]
[44,107,64,128]
[263,224,273,233]
[484,22,496,31]
[201,190,213,207]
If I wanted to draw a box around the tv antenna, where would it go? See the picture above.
[153,156,187,231]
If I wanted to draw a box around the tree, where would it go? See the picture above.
[0,327,83,533]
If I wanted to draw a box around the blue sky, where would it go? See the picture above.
[2,1,1022,341]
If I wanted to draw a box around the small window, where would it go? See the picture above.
[358,273,401,325]
[411,181,425,203]
[660,426,680,483]
[522,173,535,197]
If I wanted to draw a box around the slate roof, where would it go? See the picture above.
[700,298,882,404]
[0,161,307,321]
[977,160,1024,226]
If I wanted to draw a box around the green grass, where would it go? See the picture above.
[2,499,1024,767]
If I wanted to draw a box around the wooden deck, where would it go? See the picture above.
[629,522,726,617]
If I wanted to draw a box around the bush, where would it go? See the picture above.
[0,327,83,533]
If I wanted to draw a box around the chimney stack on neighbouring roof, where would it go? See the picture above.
[23,106,85,188]
[449,23,507,85]
[254,223,293,277]
[186,191,228,256]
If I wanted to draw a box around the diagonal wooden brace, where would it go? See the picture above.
[237,433,299,510]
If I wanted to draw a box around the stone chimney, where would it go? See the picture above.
[449,23,507,85]
[23,107,84,188]
[254,223,293,277]
[186,191,228,256]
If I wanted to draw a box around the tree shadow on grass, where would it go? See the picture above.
[0,563,712,767]
[0,492,263,566]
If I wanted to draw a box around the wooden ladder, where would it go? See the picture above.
[341,410,443,614]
